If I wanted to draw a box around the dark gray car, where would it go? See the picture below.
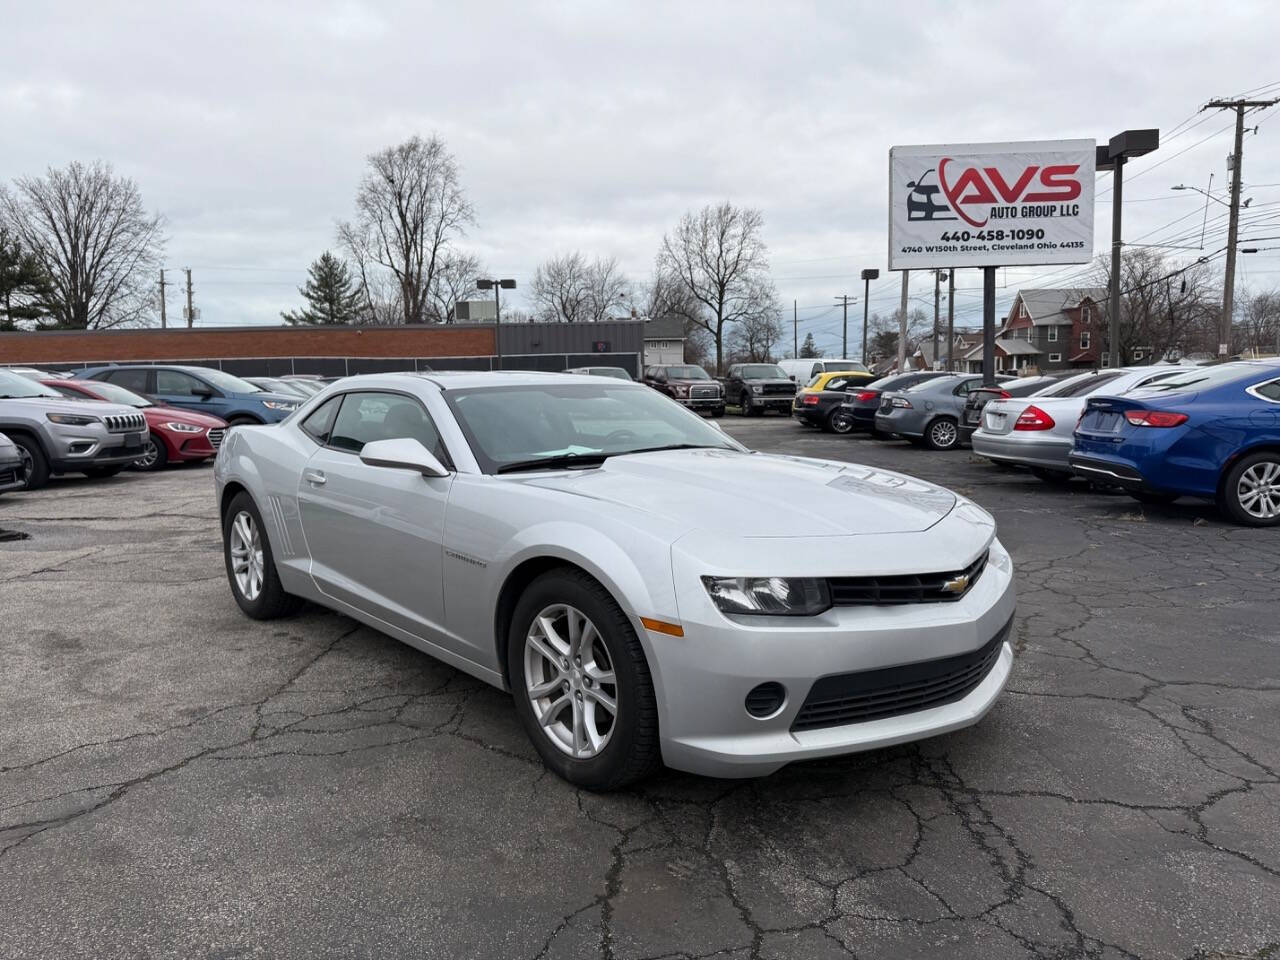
[875,373,1013,450]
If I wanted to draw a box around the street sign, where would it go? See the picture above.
[889,139,1095,270]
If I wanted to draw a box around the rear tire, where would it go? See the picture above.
[222,492,302,619]
[507,567,661,791]
[227,416,261,427]
[827,411,854,435]
[1030,467,1073,485]
[10,435,50,490]
[1220,451,1280,527]
[924,417,960,450]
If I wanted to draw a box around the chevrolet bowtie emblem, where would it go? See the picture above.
[941,574,970,595]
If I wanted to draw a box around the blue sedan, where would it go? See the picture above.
[1069,361,1280,525]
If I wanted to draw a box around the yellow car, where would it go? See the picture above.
[793,370,877,431]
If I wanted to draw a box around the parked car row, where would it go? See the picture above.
[803,361,1280,527]
[0,364,327,492]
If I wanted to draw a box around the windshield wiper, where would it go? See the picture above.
[497,452,610,474]
[612,443,725,457]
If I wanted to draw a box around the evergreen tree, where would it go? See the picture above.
[799,332,821,358]
[281,251,364,325]
[0,227,53,331]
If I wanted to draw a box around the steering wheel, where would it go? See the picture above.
[604,429,638,445]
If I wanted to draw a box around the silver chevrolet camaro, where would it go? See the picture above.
[214,371,1015,789]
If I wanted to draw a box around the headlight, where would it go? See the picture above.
[890,397,912,408]
[750,384,764,394]
[47,412,101,426]
[702,576,831,616]
[163,422,203,433]
[262,401,299,411]
[672,385,689,397]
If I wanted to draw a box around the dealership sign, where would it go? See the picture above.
[888,139,1095,270]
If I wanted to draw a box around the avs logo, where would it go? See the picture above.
[906,161,1083,228]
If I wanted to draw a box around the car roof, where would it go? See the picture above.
[336,371,637,391]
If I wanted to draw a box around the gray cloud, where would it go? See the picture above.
[3,1,1277,351]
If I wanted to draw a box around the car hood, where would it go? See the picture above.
[248,392,303,405]
[0,396,138,419]
[515,448,956,536]
[146,405,227,427]
[742,378,795,388]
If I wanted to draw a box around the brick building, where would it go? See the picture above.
[0,321,647,377]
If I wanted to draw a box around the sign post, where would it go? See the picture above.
[888,139,1095,383]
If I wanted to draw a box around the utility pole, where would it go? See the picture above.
[897,270,909,373]
[946,269,955,371]
[1203,96,1279,356]
[184,268,194,328]
[931,270,942,370]
[159,269,167,329]
[793,299,797,357]
[836,294,854,358]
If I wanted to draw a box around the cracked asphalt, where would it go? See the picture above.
[1,417,1278,960]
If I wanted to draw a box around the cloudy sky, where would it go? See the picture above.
[4,1,1279,355]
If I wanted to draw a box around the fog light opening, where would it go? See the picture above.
[745,682,787,719]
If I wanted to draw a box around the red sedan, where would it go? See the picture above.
[42,378,227,471]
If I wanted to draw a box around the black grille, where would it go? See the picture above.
[762,384,794,396]
[745,682,786,718]
[208,428,225,449]
[103,413,146,433]
[791,617,1012,732]
[829,551,988,606]
[690,386,720,399]
[0,466,20,487]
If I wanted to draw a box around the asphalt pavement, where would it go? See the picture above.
[1,417,1278,960]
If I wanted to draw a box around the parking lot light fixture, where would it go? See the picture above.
[1098,129,1159,368]
[476,278,517,369]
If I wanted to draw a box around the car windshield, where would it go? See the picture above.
[593,368,632,380]
[739,364,785,379]
[443,382,738,474]
[663,366,710,380]
[196,368,262,393]
[1142,363,1272,393]
[0,370,62,398]
[74,381,153,408]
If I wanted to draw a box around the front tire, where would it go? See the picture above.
[507,567,661,790]
[738,392,754,417]
[924,417,960,450]
[222,492,302,619]
[134,433,169,471]
[11,435,50,490]
[1221,452,1280,526]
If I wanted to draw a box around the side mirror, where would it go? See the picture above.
[358,438,449,478]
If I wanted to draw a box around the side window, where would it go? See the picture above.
[155,370,206,396]
[299,396,341,444]
[953,378,977,395]
[827,377,849,392]
[104,368,150,392]
[328,392,449,463]
[1253,379,1280,402]
[810,363,822,379]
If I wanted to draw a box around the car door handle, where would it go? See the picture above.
[303,470,326,485]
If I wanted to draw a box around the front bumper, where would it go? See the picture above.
[675,396,725,414]
[162,429,219,461]
[971,431,1071,469]
[47,424,149,473]
[650,537,1017,778]
[0,453,23,493]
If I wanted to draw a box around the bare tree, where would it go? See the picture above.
[727,280,784,362]
[426,250,484,323]
[338,135,474,325]
[1240,288,1280,356]
[1090,249,1219,362]
[531,252,632,322]
[657,202,771,373]
[1,162,164,329]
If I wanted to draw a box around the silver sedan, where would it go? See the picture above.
[215,372,1015,788]
[972,367,1184,481]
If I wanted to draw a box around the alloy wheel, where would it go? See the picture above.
[228,510,265,601]
[830,412,854,434]
[17,447,33,487]
[135,438,159,470]
[930,420,958,449]
[523,603,618,759]
[1237,459,1280,520]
